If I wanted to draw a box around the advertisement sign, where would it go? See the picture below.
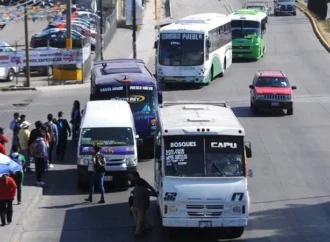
[125,0,143,25]
[0,45,90,68]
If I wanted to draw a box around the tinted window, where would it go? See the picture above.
[92,85,156,114]
[205,136,244,177]
[231,20,261,39]
[256,77,290,87]
[81,127,134,146]
[159,33,204,66]
[164,136,204,177]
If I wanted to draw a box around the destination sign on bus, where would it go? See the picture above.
[99,86,124,92]
[161,33,203,40]
[129,86,154,90]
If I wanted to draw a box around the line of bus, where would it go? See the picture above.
[154,13,233,86]
[229,9,268,60]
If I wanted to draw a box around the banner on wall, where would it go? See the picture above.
[0,45,90,68]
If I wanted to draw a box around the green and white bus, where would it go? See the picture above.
[228,9,268,60]
[154,13,232,85]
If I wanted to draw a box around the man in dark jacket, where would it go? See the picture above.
[28,121,44,148]
[56,111,71,161]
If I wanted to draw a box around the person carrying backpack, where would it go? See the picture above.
[30,131,48,187]
[9,145,25,204]
[56,111,71,161]
[44,114,58,169]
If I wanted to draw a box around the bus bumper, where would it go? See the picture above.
[233,48,261,59]
[162,217,248,227]
[158,76,206,84]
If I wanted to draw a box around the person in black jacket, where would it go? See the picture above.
[56,112,71,161]
[28,121,43,148]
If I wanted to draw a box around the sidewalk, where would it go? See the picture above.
[2,168,43,242]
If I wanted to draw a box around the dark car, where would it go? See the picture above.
[274,0,296,16]
[30,28,88,49]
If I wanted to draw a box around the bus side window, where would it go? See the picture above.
[206,38,210,60]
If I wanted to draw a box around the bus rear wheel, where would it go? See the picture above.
[219,58,226,77]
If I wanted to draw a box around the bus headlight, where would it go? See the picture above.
[232,206,242,213]
[169,205,178,212]
[126,158,137,167]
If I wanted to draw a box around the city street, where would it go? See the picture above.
[1,0,330,241]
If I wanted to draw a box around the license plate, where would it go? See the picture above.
[238,54,243,57]
[271,102,280,106]
[104,176,113,181]
[199,221,212,228]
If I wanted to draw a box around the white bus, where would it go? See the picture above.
[154,101,253,239]
[154,13,232,86]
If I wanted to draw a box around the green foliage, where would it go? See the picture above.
[308,0,328,20]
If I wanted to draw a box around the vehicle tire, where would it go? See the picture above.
[253,105,259,115]
[274,12,278,16]
[219,58,226,77]
[6,68,15,82]
[293,11,297,16]
[226,227,245,239]
[287,108,293,115]
[210,65,214,81]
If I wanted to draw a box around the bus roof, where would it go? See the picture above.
[160,13,230,33]
[82,100,134,128]
[159,101,245,136]
[91,58,157,86]
[229,9,267,21]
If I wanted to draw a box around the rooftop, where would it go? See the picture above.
[257,70,286,77]
[82,100,133,128]
[159,101,244,136]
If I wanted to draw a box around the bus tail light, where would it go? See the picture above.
[164,205,168,214]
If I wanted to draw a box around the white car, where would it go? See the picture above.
[0,41,19,81]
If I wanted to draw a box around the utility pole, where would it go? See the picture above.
[99,0,104,60]
[132,0,137,58]
[66,0,72,48]
[24,5,30,87]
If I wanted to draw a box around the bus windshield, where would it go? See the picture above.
[164,135,245,177]
[231,20,261,39]
[159,33,204,66]
[91,85,156,114]
[80,127,134,146]
[246,6,266,11]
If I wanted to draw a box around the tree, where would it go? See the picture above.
[308,0,328,20]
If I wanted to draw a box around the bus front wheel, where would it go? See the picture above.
[226,226,245,239]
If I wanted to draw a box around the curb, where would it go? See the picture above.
[169,0,173,19]
[1,87,37,92]
[10,187,43,242]
[296,2,330,53]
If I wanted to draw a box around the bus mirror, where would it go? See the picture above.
[206,39,211,48]
[154,40,158,49]
[158,91,163,104]
[245,141,252,158]
[248,169,253,178]
[249,84,254,89]
[155,146,161,159]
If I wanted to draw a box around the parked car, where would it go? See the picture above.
[0,41,19,81]
[44,22,97,38]
[249,70,297,115]
[30,28,89,49]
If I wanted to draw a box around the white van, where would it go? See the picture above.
[77,100,139,188]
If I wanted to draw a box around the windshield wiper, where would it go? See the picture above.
[208,160,226,177]
[172,162,184,177]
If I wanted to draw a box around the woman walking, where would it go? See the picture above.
[84,145,106,204]
[0,174,17,226]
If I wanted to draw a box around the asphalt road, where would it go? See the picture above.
[1,0,330,241]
